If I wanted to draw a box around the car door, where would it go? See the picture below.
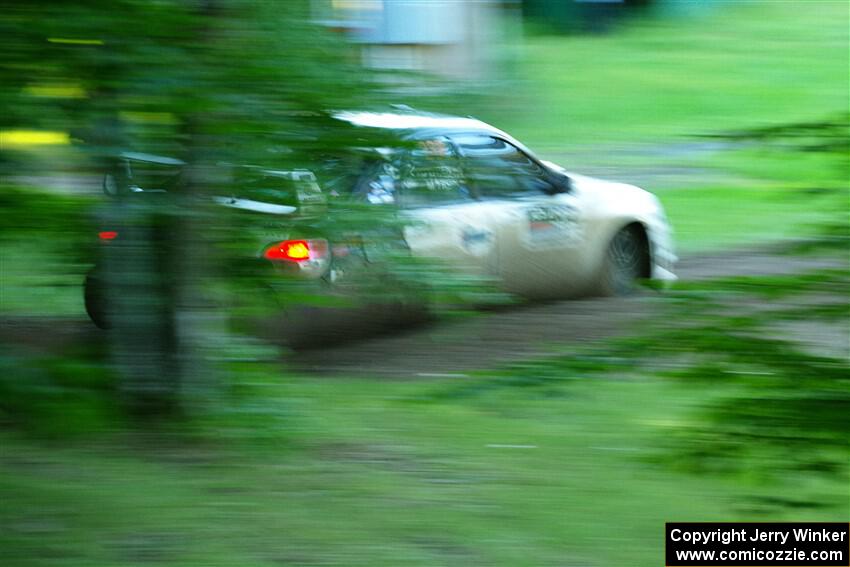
[452,134,589,298]
[398,137,506,279]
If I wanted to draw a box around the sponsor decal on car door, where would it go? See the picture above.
[400,138,502,276]
[522,202,583,249]
[451,132,588,296]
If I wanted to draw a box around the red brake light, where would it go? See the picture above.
[264,239,327,262]
[98,231,118,241]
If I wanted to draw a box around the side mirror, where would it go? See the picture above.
[558,174,573,193]
[103,173,119,196]
[545,173,572,195]
[103,157,131,196]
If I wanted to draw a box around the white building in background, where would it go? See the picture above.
[312,0,520,81]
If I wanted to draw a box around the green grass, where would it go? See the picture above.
[657,183,844,253]
[0,187,93,316]
[2,329,847,566]
[1,239,89,316]
[482,0,849,152]
[653,142,848,252]
[3,266,848,565]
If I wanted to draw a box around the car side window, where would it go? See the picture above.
[399,138,471,208]
[453,134,555,199]
[343,153,402,205]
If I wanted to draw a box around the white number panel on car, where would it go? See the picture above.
[521,203,582,250]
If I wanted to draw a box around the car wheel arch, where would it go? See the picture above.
[591,221,652,296]
[618,221,652,279]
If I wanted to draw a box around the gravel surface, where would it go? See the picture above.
[2,245,846,377]
[290,245,848,377]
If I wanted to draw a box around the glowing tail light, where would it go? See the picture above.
[263,239,328,262]
[98,231,118,241]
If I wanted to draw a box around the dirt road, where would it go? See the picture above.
[291,245,847,377]
[2,244,845,377]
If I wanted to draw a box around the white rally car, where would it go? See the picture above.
[85,110,676,343]
[331,110,676,299]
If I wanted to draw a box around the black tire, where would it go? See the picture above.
[598,225,646,297]
[84,271,111,329]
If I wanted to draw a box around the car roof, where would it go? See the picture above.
[333,110,535,156]
[333,110,492,132]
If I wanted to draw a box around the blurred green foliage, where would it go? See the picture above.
[0,346,117,438]
[0,2,848,564]
[2,0,442,416]
[1,0,378,164]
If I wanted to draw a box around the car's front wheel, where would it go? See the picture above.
[598,225,647,296]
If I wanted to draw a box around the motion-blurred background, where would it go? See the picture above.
[1,1,848,566]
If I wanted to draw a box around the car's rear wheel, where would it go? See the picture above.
[598,225,647,296]
[84,270,111,329]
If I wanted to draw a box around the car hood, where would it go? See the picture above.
[542,160,654,205]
